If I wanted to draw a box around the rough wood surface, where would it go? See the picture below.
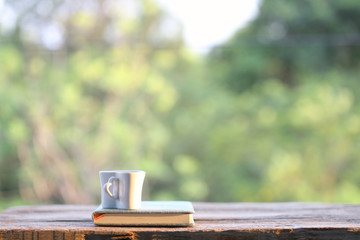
[1,202,360,239]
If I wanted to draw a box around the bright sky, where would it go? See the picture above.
[155,0,260,53]
[0,0,260,52]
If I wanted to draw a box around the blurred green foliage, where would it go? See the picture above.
[209,0,360,90]
[1,0,360,209]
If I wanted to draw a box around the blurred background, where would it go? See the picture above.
[1,0,360,209]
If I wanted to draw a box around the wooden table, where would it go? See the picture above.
[1,202,360,239]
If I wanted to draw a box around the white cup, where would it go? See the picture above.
[99,170,145,209]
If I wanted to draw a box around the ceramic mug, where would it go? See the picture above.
[99,170,145,209]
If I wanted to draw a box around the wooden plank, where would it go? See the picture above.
[0,203,360,239]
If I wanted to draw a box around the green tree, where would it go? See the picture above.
[3,0,360,207]
[200,0,360,202]
[209,0,360,92]
[0,0,193,204]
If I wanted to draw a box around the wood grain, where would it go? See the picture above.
[1,203,360,239]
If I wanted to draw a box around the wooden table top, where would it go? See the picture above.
[1,202,360,239]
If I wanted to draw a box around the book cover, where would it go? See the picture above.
[92,201,195,227]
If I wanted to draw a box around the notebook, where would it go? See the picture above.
[92,201,195,227]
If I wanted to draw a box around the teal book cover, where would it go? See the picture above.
[92,201,195,227]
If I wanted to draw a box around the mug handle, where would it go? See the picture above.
[104,176,119,199]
